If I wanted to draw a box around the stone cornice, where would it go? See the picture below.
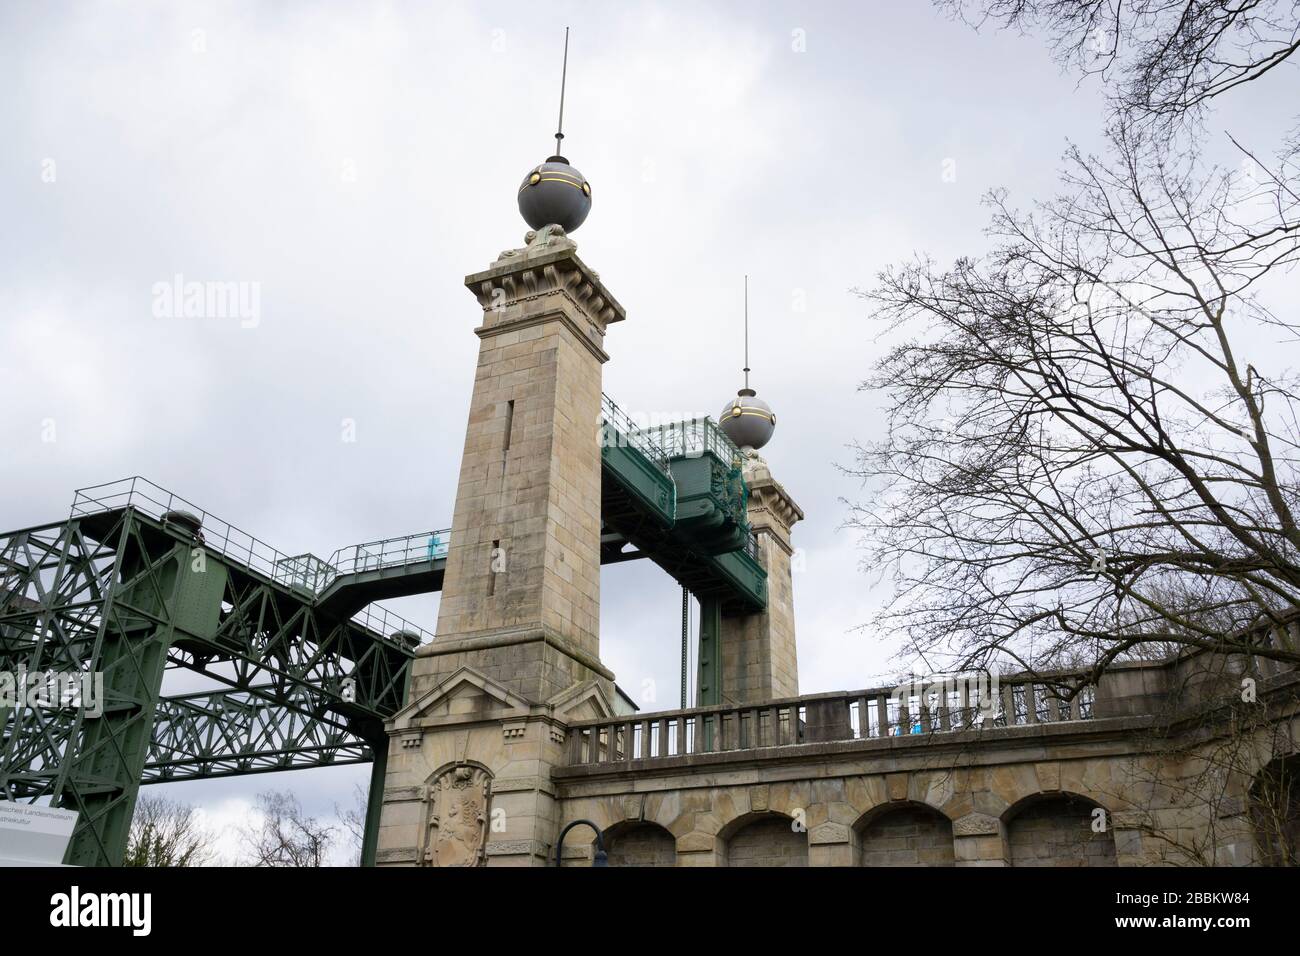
[473,307,610,364]
[414,623,617,683]
[747,475,804,537]
[465,240,625,330]
[740,453,804,537]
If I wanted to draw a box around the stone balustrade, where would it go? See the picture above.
[565,672,1098,767]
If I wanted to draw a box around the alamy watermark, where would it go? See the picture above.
[0,668,104,718]
[888,671,1001,734]
[50,886,151,936]
[597,411,715,459]
[151,273,261,328]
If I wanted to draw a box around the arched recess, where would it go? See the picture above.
[1005,793,1117,867]
[1250,752,1300,866]
[603,820,678,867]
[856,801,955,866]
[720,811,808,867]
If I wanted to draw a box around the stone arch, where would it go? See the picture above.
[1004,792,1117,867]
[1249,751,1300,866]
[555,798,625,867]
[855,801,955,867]
[719,811,808,867]
[601,820,677,867]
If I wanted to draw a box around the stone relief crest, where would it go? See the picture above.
[422,763,491,867]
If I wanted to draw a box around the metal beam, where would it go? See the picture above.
[1,508,413,865]
[143,687,372,783]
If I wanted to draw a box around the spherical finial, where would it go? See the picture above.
[517,158,592,233]
[719,387,775,451]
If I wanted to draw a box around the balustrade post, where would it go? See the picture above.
[803,696,853,743]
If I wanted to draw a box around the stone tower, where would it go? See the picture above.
[719,453,804,703]
[374,227,629,866]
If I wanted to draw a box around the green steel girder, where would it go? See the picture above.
[599,439,676,527]
[144,687,371,783]
[159,550,412,724]
[598,409,767,613]
[696,596,722,708]
[1,507,411,866]
[599,466,767,611]
[666,452,750,555]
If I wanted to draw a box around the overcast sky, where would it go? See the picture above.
[3,1,1293,863]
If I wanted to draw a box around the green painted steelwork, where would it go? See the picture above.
[600,440,676,525]
[360,742,387,867]
[144,687,372,782]
[695,597,722,708]
[598,395,676,524]
[0,496,422,867]
[662,454,749,554]
[598,401,767,614]
[680,587,689,709]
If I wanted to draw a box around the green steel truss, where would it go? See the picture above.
[599,397,767,614]
[0,502,421,866]
[145,687,370,782]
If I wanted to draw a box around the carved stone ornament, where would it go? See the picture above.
[422,763,491,867]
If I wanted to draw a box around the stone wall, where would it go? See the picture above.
[725,814,807,867]
[605,822,676,867]
[550,696,1300,867]
[718,458,803,704]
[858,803,955,867]
[378,657,1300,866]
[1006,795,1117,867]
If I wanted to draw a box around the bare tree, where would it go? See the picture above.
[1089,648,1300,866]
[124,794,215,867]
[849,121,1300,683]
[335,783,369,867]
[939,0,1300,129]
[240,790,336,867]
[849,3,1300,684]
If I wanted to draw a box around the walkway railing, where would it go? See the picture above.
[325,531,450,580]
[645,416,743,464]
[73,477,295,582]
[564,673,1097,766]
[70,477,440,646]
[600,394,673,477]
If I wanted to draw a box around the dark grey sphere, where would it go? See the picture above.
[517,158,592,232]
[719,388,776,450]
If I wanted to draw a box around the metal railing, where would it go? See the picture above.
[645,416,743,464]
[563,673,1097,767]
[326,530,450,580]
[74,477,291,582]
[599,393,672,477]
[70,477,439,645]
[276,531,452,595]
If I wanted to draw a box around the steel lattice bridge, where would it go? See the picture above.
[0,396,767,865]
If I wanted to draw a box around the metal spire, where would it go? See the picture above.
[553,27,570,161]
[743,275,751,392]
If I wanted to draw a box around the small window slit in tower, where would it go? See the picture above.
[503,400,515,452]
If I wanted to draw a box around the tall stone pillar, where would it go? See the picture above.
[423,227,623,699]
[375,228,628,866]
[719,453,804,704]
